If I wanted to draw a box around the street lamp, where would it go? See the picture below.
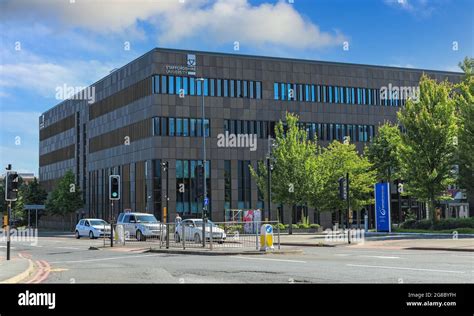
[161,161,169,249]
[196,77,207,247]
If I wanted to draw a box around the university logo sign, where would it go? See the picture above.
[165,53,197,76]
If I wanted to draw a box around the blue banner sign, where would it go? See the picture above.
[375,182,391,232]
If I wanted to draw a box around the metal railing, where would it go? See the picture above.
[112,220,280,250]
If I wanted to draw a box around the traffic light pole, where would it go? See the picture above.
[346,172,351,245]
[166,162,169,249]
[397,179,402,224]
[6,201,11,260]
[266,158,271,222]
[110,201,114,248]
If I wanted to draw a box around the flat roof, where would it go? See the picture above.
[152,47,464,76]
[42,47,464,115]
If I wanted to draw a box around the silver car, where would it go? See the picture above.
[116,212,166,241]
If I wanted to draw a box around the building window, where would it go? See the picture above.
[256,82,262,99]
[274,83,279,100]
[161,117,168,136]
[236,80,242,98]
[182,77,188,96]
[243,80,248,98]
[175,76,181,95]
[161,75,168,94]
[249,81,255,99]
[203,78,209,96]
[280,83,286,100]
[217,79,222,97]
[190,77,195,96]
[169,118,175,136]
[196,79,202,96]
[230,80,235,97]
[224,160,231,211]
[238,160,251,209]
[183,118,189,137]
[190,118,196,137]
[223,79,229,97]
[176,118,182,136]
[152,117,160,136]
[168,76,175,95]
[210,79,215,97]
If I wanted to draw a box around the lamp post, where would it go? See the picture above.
[196,77,207,247]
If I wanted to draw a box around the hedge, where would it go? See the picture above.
[401,217,474,230]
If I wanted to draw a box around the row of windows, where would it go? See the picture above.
[152,117,210,137]
[273,83,405,107]
[224,119,374,142]
[152,75,262,99]
[176,160,211,215]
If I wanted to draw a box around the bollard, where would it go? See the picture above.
[210,223,213,251]
[182,223,185,250]
[277,223,281,250]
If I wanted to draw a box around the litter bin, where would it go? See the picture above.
[259,224,274,251]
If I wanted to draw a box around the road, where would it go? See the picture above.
[4,235,474,283]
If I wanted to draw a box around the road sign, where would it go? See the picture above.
[375,182,391,232]
[204,197,209,206]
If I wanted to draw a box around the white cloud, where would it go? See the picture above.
[384,0,437,16]
[1,0,346,50]
[0,51,118,98]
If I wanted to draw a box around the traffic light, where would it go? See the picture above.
[5,171,19,201]
[338,176,347,201]
[195,165,204,198]
[109,175,120,200]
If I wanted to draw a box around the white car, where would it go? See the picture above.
[175,219,226,244]
[75,218,111,239]
[116,212,166,241]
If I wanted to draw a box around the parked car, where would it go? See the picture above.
[116,212,166,241]
[175,219,226,244]
[75,219,111,239]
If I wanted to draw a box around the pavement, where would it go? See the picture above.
[278,233,474,251]
[0,232,472,283]
[0,254,35,283]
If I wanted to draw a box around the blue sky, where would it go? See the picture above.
[0,0,472,175]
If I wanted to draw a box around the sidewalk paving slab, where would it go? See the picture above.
[0,255,35,283]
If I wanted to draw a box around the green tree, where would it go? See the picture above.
[365,122,402,182]
[397,75,458,226]
[46,170,83,230]
[456,57,474,201]
[13,177,48,223]
[309,140,376,222]
[250,112,317,233]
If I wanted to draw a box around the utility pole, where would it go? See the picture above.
[4,165,18,260]
[266,137,274,222]
[161,162,169,249]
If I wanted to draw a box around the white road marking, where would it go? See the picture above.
[347,264,465,274]
[361,255,401,259]
[55,247,81,250]
[233,256,306,263]
[49,253,164,264]
[0,246,15,249]
[334,254,351,256]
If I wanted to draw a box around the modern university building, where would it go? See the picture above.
[39,48,466,228]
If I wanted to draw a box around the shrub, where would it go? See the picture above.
[274,223,285,230]
[309,224,320,229]
[292,224,299,229]
[401,217,474,230]
[298,223,310,229]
